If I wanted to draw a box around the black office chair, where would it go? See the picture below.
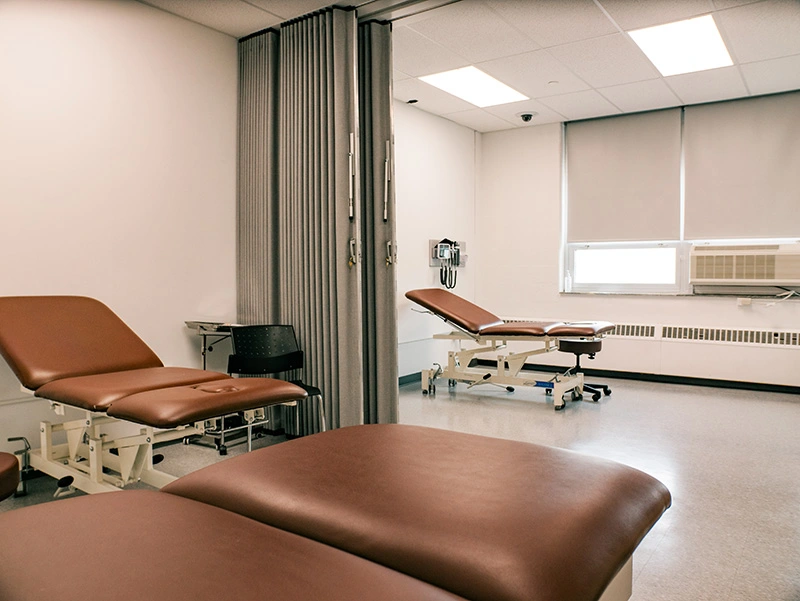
[228,325,326,440]
[557,339,612,402]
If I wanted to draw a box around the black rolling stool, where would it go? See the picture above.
[558,339,612,402]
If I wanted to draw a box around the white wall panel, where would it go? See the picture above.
[0,0,238,449]
[394,101,477,376]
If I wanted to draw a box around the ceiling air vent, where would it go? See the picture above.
[690,244,800,287]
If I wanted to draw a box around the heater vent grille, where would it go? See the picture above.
[663,326,800,346]
[610,324,657,338]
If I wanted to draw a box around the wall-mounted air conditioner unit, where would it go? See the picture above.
[690,244,800,287]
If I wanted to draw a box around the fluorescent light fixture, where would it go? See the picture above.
[629,15,733,77]
[419,66,528,107]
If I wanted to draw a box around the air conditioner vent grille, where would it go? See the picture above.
[693,254,776,280]
[690,244,800,286]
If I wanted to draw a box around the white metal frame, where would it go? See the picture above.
[26,401,207,494]
[421,330,594,411]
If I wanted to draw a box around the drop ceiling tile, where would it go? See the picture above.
[407,0,539,63]
[484,98,566,126]
[712,0,768,9]
[485,0,618,48]
[538,89,622,121]
[598,0,715,30]
[392,77,476,115]
[247,0,334,19]
[665,65,749,104]
[139,0,281,37]
[740,55,800,96]
[478,50,591,99]
[548,33,661,88]
[392,25,470,77]
[716,0,800,63]
[393,69,412,82]
[598,79,682,113]
[442,109,517,133]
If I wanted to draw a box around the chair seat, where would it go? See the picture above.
[292,380,322,397]
[557,339,602,355]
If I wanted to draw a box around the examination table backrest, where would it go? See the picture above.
[405,288,503,334]
[0,296,162,390]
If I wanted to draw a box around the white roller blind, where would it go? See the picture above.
[684,91,800,240]
[566,108,681,243]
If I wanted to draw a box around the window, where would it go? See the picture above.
[566,242,687,294]
[563,91,800,295]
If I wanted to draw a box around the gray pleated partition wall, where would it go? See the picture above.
[278,8,364,432]
[238,31,280,326]
[237,9,399,436]
[358,21,399,425]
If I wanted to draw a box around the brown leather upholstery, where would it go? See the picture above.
[478,320,553,336]
[0,490,467,601]
[0,452,19,501]
[406,288,503,333]
[406,289,615,338]
[35,367,230,411]
[108,378,307,428]
[0,295,308,427]
[164,424,672,601]
[0,296,161,389]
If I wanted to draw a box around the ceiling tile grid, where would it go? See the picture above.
[133,0,800,134]
[406,0,540,64]
[538,89,622,121]
[392,0,800,132]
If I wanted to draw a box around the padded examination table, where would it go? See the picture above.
[0,424,671,601]
[0,295,306,493]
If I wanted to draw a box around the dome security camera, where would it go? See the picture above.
[518,112,537,123]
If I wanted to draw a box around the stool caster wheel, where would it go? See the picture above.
[218,445,227,456]
[604,388,612,396]
[554,403,565,411]
[152,453,165,465]
[592,392,601,402]
[506,386,515,393]
[448,379,457,388]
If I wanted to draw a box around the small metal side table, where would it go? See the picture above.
[185,321,237,369]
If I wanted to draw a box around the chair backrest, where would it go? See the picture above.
[228,325,304,376]
[0,296,162,390]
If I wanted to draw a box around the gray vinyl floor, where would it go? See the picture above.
[3,377,799,600]
[398,377,800,601]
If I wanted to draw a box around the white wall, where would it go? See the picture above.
[394,101,478,377]
[395,105,800,386]
[0,0,238,450]
[477,125,800,386]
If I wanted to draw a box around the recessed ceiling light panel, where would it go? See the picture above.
[419,66,528,108]
[629,15,733,77]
